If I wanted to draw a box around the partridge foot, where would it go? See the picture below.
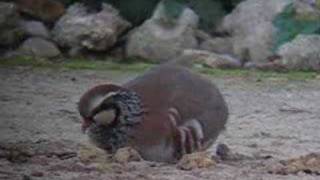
[177,151,216,170]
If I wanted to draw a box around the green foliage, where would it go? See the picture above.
[0,56,152,72]
[163,0,185,20]
[161,0,231,31]
[220,0,244,12]
[188,0,226,32]
[105,0,160,26]
[65,0,80,6]
[68,0,243,32]
[273,3,320,51]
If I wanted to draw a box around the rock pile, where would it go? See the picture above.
[1,0,320,71]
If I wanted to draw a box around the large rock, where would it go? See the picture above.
[220,0,291,63]
[16,0,65,23]
[19,20,50,39]
[278,35,320,71]
[16,37,61,58]
[52,3,131,54]
[0,2,25,46]
[200,37,234,55]
[126,1,199,63]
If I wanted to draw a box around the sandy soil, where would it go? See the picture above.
[0,66,320,180]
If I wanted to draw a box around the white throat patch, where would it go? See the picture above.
[90,91,119,113]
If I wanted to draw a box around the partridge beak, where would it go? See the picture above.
[81,118,92,133]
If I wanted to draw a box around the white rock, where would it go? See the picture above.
[18,37,61,58]
[278,34,320,71]
[52,3,130,54]
[220,0,291,63]
[126,1,199,63]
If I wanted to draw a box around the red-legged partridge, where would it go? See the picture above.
[78,65,228,163]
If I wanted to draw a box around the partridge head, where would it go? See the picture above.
[78,65,228,163]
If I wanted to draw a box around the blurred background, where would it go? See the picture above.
[0,0,319,70]
[0,0,320,180]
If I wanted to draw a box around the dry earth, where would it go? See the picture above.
[0,66,320,180]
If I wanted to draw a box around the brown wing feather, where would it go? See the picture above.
[124,65,228,142]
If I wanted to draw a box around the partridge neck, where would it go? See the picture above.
[114,91,144,126]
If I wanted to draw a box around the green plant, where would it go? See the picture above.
[188,0,226,32]
[68,0,243,32]
[1,57,317,81]
[273,3,320,51]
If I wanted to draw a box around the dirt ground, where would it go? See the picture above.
[0,66,320,180]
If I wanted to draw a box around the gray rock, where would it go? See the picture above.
[294,0,320,19]
[126,1,199,63]
[200,37,234,55]
[0,2,25,46]
[52,3,131,54]
[278,35,320,71]
[17,37,61,58]
[180,49,242,69]
[19,20,50,39]
[219,0,291,63]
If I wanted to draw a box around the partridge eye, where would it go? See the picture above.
[93,109,117,126]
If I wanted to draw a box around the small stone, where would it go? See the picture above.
[113,147,141,164]
[29,155,50,166]
[177,152,215,171]
[22,175,32,180]
[78,143,110,164]
[31,171,44,177]
[216,143,251,161]
[248,143,258,148]
[71,77,77,82]
[216,143,230,160]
